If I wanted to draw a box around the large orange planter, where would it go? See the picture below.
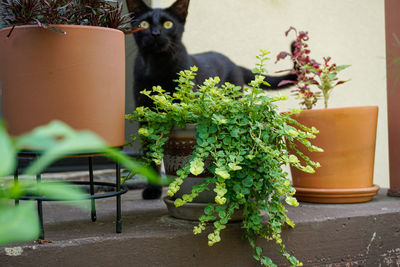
[290,106,380,203]
[0,25,125,147]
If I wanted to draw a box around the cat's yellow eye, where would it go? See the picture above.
[140,21,150,29]
[163,21,174,29]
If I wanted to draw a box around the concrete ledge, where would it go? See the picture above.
[1,189,399,266]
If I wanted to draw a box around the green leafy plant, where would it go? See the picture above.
[0,0,140,34]
[0,120,159,245]
[127,50,322,267]
[276,27,350,109]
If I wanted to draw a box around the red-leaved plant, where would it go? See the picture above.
[276,27,350,109]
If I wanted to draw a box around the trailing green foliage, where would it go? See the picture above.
[0,120,159,245]
[127,50,322,266]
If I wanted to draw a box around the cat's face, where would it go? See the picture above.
[127,0,190,53]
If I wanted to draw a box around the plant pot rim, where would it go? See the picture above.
[168,123,197,137]
[0,24,123,34]
[297,105,378,114]
[171,123,197,129]
[294,184,380,204]
[295,184,380,195]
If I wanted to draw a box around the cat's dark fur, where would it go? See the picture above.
[127,0,296,109]
[126,0,296,199]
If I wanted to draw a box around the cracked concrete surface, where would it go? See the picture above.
[1,188,399,266]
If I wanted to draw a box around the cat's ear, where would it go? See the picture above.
[166,0,190,22]
[126,0,151,15]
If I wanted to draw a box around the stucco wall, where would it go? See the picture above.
[129,0,388,187]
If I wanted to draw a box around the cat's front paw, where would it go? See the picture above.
[142,184,163,199]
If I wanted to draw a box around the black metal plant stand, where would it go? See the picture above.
[14,152,128,239]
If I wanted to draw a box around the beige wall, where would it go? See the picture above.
[133,0,388,187]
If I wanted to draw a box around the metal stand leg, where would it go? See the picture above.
[37,173,44,239]
[88,157,97,222]
[15,151,128,239]
[14,167,19,206]
[116,162,121,233]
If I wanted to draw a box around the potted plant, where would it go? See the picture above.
[0,0,141,147]
[276,27,380,203]
[127,50,321,266]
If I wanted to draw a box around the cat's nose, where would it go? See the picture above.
[152,28,161,37]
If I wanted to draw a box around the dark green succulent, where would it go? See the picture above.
[0,0,138,33]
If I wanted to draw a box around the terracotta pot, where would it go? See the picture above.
[0,25,125,147]
[290,106,380,203]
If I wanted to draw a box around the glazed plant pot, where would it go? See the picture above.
[163,124,198,177]
[163,124,215,203]
[0,25,125,147]
[163,124,213,220]
[162,124,244,221]
[290,106,380,203]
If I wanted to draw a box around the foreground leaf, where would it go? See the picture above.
[0,122,16,177]
[0,202,40,245]
[104,148,161,185]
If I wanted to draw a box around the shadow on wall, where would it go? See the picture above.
[124,0,153,153]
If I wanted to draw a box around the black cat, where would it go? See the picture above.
[126,0,296,199]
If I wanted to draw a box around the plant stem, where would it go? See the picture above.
[323,91,329,109]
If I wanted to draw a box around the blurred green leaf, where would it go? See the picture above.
[19,121,161,185]
[15,120,76,151]
[0,121,16,177]
[301,64,318,73]
[0,120,160,246]
[1,182,23,199]
[22,131,108,175]
[28,182,87,203]
[0,202,40,245]
[336,65,351,72]
[103,148,161,185]
[327,73,336,80]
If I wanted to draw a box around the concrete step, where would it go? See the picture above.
[1,189,399,267]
